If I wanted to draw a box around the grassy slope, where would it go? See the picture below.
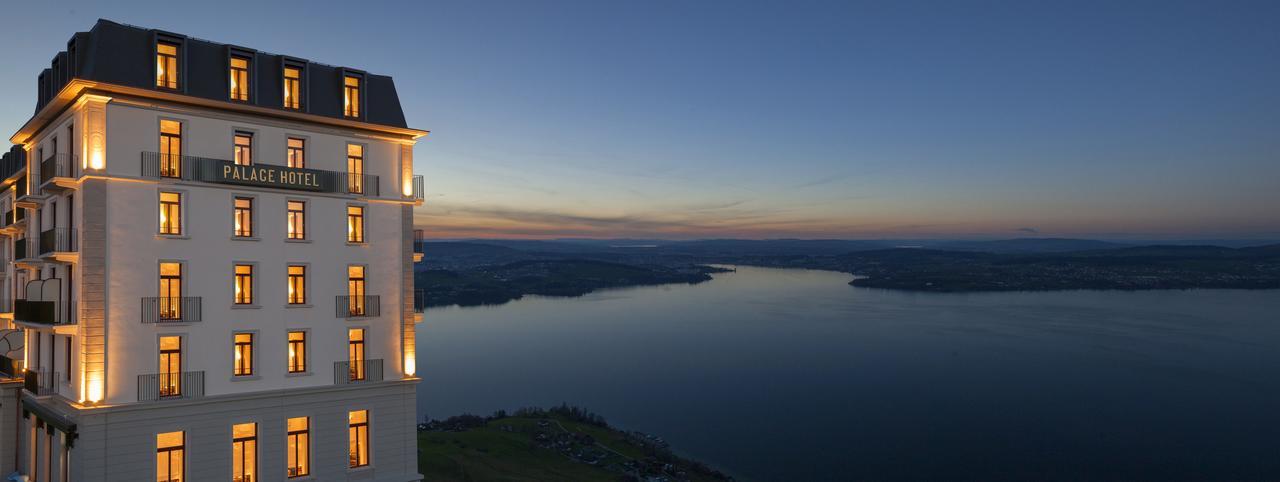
[419,415,723,482]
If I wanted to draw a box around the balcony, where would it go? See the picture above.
[39,153,79,192]
[0,355,23,378]
[335,295,380,318]
[141,152,381,196]
[334,359,384,384]
[13,237,30,261]
[413,228,425,263]
[23,369,60,397]
[14,174,41,208]
[39,227,77,261]
[0,208,26,235]
[141,297,203,323]
[138,371,205,402]
[414,289,426,313]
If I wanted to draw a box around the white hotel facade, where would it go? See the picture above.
[0,20,425,481]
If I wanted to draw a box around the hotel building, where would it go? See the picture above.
[0,20,425,481]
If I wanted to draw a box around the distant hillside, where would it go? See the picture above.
[415,259,721,308]
[928,238,1127,253]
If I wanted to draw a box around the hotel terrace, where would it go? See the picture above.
[0,19,426,481]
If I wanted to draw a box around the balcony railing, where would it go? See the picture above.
[23,369,60,396]
[141,297,203,323]
[0,355,22,378]
[336,295,380,318]
[39,153,78,185]
[141,152,380,196]
[138,371,205,402]
[14,238,28,260]
[413,229,426,253]
[14,300,65,325]
[39,227,77,255]
[334,359,384,384]
[414,289,426,313]
[411,174,425,200]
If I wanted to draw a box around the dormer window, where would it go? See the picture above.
[343,75,361,118]
[283,66,302,110]
[156,41,180,89]
[229,56,251,101]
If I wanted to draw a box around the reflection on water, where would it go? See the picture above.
[419,265,1280,481]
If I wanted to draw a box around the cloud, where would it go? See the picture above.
[1016,227,1039,234]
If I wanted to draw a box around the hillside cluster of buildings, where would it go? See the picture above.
[0,19,425,481]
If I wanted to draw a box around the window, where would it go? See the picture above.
[159,192,182,235]
[287,201,306,240]
[159,120,182,177]
[347,265,366,316]
[232,423,257,482]
[287,417,310,478]
[348,328,366,381]
[233,333,253,376]
[234,197,254,237]
[288,265,307,304]
[159,262,183,320]
[283,66,302,110]
[234,132,253,166]
[234,264,254,304]
[343,75,361,117]
[287,331,307,373]
[348,410,370,468]
[229,56,250,101]
[156,431,185,482]
[158,335,182,397]
[346,144,364,194]
[156,41,179,89]
[347,206,365,243]
[287,137,305,169]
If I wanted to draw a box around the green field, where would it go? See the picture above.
[418,414,731,481]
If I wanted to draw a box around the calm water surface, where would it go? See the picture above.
[418,266,1280,481]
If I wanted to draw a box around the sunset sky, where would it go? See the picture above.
[3,1,1278,240]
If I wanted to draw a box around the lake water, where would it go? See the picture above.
[418,266,1280,481]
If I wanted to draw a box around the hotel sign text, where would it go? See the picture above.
[217,161,326,191]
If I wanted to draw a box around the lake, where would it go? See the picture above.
[418,265,1280,481]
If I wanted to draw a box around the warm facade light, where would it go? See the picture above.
[404,354,416,377]
[87,378,104,403]
[402,180,414,197]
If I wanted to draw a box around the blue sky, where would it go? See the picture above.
[3,1,1278,239]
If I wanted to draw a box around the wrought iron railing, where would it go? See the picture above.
[334,359,384,384]
[138,371,205,402]
[336,295,380,318]
[141,297,203,323]
[15,300,64,325]
[14,238,28,260]
[23,369,59,396]
[39,227,77,254]
[141,152,380,196]
[0,355,22,378]
[39,153,78,185]
[414,289,426,313]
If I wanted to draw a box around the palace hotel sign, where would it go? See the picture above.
[218,161,327,191]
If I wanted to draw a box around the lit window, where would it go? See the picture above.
[233,333,253,376]
[159,192,182,235]
[287,137,305,169]
[287,201,306,239]
[286,417,310,478]
[234,197,254,237]
[347,206,364,243]
[288,265,307,304]
[156,431,185,482]
[156,42,179,89]
[232,423,257,482]
[346,144,364,194]
[234,264,254,305]
[287,331,307,373]
[159,120,182,177]
[159,335,182,397]
[283,66,302,110]
[347,265,366,316]
[159,262,183,320]
[343,75,361,117]
[348,410,370,468]
[230,56,250,101]
[348,328,366,381]
[234,132,253,166]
